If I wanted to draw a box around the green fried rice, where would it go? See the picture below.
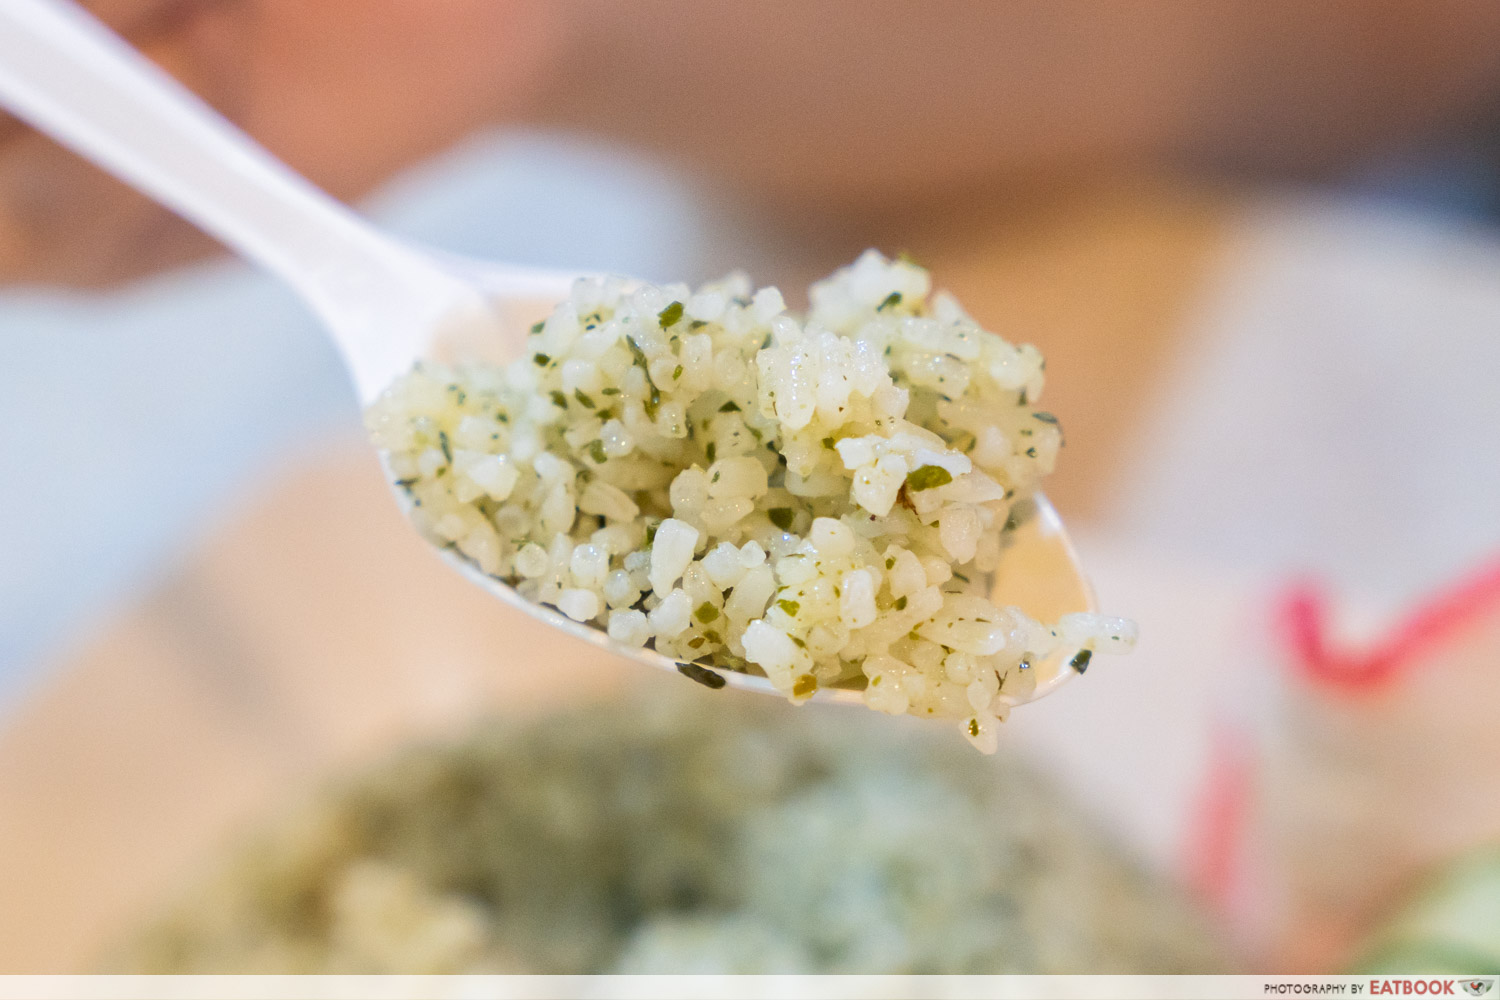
[365,251,1135,750]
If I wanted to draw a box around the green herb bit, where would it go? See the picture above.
[1018,389,1029,406]
[953,572,969,583]
[601,387,620,396]
[790,636,807,649]
[719,401,740,412]
[657,301,685,328]
[438,430,452,464]
[394,477,418,488]
[690,319,708,329]
[627,334,651,371]
[777,598,800,617]
[885,557,896,568]
[768,507,795,531]
[877,291,903,311]
[588,440,608,464]
[821,436,836,450]
[533,352,551,366]
[575,389,595,408]
[530,320,545,334]
[1026,447,1038,458]
[967,718,981,738]
[1069,648,1093,674]
[905,464,953,492]
[672,364,684,381]
[792,674,817,698]
[644,386,661,421]
[645,523,658,545]
[705,442,716,463]
[677,662,726,689]
[687,636,705,649]
[549,390,568,409]
[894,596,907,611]
[694,602,720,624]
[1033,411,1058,424]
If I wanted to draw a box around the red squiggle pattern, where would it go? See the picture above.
[1279,555,1500,690]
[1187,553,1500,910]
[1185,724,1253,910]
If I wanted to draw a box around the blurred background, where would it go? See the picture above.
[2,0,1500,975]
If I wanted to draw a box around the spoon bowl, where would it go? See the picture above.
[0,0,1097,705]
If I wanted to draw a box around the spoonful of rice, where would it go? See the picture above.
[0,0,1131,750]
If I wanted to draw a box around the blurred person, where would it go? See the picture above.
[3,0,1500,974]
[7,0,1500,288]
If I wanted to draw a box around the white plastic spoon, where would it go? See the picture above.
[0,0,1096,706]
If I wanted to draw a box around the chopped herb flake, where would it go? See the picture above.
[705,442,716,463]
[533,352,551,366]
[768,507,795,531]
[549,390,568,409]
[676,661,725,689]
[1069,648,1093,674]
[718,401,740,412]
[657,301,684,328]
[438,431,452,464]
[672,364,684,381]
[694,602,720,624]
[822,436,836,449]
[588,440,608,464]
[529,320,545,334]
[792,674,817,698]
[1033,411,1058,424]
[878,291,903,311]
[601,387,620,396]
[627,335,650,369]
[894,596,908,611]
[905,464,953,492]
[777,599,800,617]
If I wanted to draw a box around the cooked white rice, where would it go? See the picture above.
[365,251,1135,750]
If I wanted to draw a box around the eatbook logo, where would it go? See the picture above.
[1462,980,1495,998]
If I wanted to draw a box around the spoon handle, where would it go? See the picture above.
[0,0,472,394]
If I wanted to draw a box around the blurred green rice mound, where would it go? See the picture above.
[113,684,1233,973]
